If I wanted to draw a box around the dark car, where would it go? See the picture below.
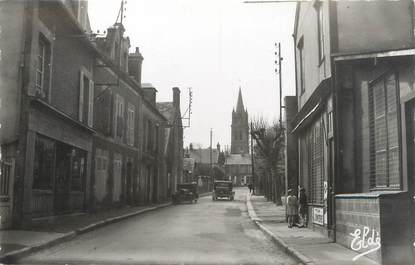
[212,180,235,201]
[172,182,199,204]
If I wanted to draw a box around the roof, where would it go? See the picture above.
[225,154,252,165]
[142,83,156,89]
[188,148,219,164]
[236,87,245,113]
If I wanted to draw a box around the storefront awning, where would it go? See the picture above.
[290,78,331,134]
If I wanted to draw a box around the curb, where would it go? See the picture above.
[246,195,316,265]
[0,202,172,263]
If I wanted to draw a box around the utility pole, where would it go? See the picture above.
[210,128,213,189]
[275,42,284,127]
[250,122,256,194]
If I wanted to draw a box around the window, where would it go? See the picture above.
[369,72,400,189]
[33,135,55,190]
[306,120,324,205]
[35,35,51,100]
[127,103,135,146]
[79,69,94,126]
[114,94,125,139]
[298,37,305,95]
[316,2,325,62]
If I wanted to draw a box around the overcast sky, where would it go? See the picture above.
[88,0,296,149]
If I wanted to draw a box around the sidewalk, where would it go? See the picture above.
[246,194,378,265]
[0,202,171,263]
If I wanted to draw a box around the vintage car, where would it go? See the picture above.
[212,180,235,201]
[172,182,199,204]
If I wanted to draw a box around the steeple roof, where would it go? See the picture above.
[236,87,245,113]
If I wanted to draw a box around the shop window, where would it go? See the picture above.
[308,120,324,204]
[369,72,400,189]
[33,136,55,190]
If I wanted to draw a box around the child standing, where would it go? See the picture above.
[286,189,298,228]
[298,188,308,228]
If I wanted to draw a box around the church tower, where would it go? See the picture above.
[231,88,249,154]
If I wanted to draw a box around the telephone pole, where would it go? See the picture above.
[275,42,284,126]
[210,128,213,189]
[250,122,256,194]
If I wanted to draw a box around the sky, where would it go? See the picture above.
[88,0,296,149]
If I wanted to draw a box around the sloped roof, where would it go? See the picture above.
[189,148,219,164]
[225,154,252,165]
[236,87,245,113]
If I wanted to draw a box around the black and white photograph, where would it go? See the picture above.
[0,0,414,264]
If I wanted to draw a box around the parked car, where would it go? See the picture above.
[172,182,199,204]
[212,180,235,201]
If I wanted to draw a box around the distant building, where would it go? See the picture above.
[226,88,252,186]
[157,87,184,197]
[231,88,249,154]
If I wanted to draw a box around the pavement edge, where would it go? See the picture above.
[0,202,172,263]
[246,194,316,265]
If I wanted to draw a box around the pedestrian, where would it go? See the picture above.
[286,189,298,228]
[248,183,253,195]
[298,188,308,228]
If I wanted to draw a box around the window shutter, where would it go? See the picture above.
[79,71,84,122]
[88,79,94,127]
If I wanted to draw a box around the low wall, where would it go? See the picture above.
[336,192,412,265]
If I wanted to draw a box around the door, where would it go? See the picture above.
[125,159,132,204]
[113,154,122,203]
[0,159,14,229]
[54,144,71,213]
[405,100,415,253]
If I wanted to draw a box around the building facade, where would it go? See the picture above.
[291,1,415,264]
[0,0,178,229]
[0,0,96,227]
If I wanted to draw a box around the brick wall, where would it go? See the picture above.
[336,193,412,264]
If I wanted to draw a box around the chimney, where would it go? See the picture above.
[141,83,157,106]
[172,87,180,109]
[217,143,221,152]
[128,47,144,85]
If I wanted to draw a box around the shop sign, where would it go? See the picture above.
[313,207,324,225]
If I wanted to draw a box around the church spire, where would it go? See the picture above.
[236,87,245,113]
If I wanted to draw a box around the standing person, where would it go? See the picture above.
[286,189,298,228]
[298,188,308,228]
[248,183,253,195]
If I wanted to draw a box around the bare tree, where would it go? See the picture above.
[251,116,285,205]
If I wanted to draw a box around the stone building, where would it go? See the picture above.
[0,0,95,227]
[157,87,184,199]
[0,0,178,228]
[290,1,415,263]
[226,88,252,186]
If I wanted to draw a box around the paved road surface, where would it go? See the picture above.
[18,188,296,265]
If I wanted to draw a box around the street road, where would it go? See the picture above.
[18,188,296,265]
